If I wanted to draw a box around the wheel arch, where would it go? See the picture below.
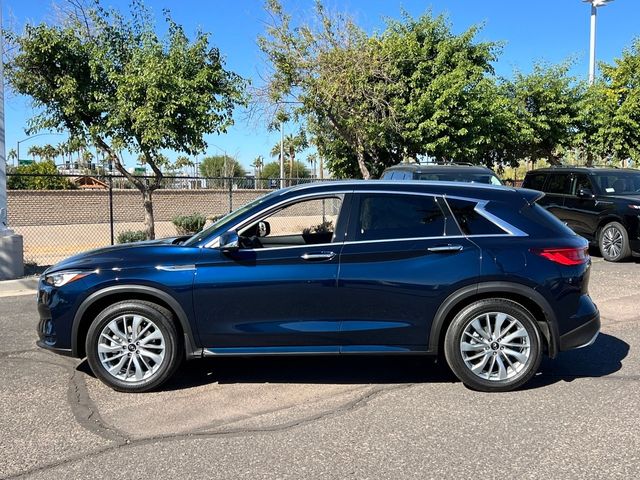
[428,282,560,358]
[71,285,200,359]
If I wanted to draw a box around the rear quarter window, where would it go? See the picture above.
[445,198,505,235]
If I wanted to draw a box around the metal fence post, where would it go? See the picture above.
[108,175,114,245]
[228,177,233,213]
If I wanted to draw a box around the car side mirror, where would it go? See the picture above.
[218,231,239,251]
[578,188,595,199]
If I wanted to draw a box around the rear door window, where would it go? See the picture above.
[354,194,446,241]
[545,174,572,194]
[572,175,594,195]
[523,173,547,191]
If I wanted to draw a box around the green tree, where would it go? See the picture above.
[7,160,75,190]
[261,160,309,179]
[258,2,499,178]
[6,1,245,239]
[199,154,246,187]
[504,63,583,166]
[598,39,640,162]
[251,155,264,178]
[270,132,308,180]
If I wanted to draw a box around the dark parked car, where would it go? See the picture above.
[522,167,640,262]
[37,180,599,393]
[381,162,503,185]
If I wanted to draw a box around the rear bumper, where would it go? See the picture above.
[558,311,601,351]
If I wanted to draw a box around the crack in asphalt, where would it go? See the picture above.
[5,382,410,480]
[0,348,39,359]
[67,369,131,445]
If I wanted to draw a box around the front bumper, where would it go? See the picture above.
[36,340,73,357]
[558,311,601,351]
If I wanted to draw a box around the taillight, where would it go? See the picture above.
[531,247,589,266]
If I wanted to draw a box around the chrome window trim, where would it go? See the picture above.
[204,191,351,248]
[204,188,527,250]
[443,195,528,237]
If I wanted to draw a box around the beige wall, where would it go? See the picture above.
[7,188,270,227]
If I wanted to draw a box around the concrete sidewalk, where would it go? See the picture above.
[0,276,38,297]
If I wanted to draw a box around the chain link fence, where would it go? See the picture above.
[6,173,334,266]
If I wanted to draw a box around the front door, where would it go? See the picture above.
[193,195,348,351]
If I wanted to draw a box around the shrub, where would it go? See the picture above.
[7,160,76,190]
[117,230,147,244]
[172,213,207,235]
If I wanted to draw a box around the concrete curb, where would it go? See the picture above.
[0,276,39,297]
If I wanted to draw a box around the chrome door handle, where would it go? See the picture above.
[301,251,336,261]
[427,245,463,253]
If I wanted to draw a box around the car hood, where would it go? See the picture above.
[44,237,183,274]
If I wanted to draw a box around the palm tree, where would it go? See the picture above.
[27,145,42,161]
[7,149,17,166]
[270,132,308,185]
[251,155,264,177]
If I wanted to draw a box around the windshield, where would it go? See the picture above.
[416,173,502,185]
[592,172,640,195]
[183,190,278,246]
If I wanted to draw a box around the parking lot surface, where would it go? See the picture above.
[1,257,639,479]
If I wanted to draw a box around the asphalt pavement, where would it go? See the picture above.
[0,257,638,479]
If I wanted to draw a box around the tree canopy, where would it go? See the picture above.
[6,0,245,238]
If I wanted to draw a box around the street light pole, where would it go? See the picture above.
[16,132,64,165]
[584,0,614,85]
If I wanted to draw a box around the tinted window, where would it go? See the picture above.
[380,171,394,180]
[572,175,593,195]
[523,173,546,191]
[446,198,505,235]
[415,173,501,184]
[356,194,446,241]
[592,172,640,194]
[545,174,571,194]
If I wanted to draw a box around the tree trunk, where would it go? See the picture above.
[355,139,371,179]
[141,188,156,240]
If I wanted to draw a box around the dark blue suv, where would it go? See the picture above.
[37,181,600,393]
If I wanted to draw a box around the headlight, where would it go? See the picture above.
[44,270,94,287]
[629,204,640,210]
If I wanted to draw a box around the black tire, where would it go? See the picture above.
[599,221,631,262]
[85,300,182,393]
[444,298,542,393]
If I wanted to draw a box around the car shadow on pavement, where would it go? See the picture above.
[525,332,629,389]
[76,333,628,391]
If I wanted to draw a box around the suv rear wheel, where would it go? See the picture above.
[444,299,542,392]
[599,221,631,262]
[85,300,182,392]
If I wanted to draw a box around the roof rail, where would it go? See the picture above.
[417,161,475,167]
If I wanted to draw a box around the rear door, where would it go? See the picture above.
[537,173,571,221]
[562,174,604,240]
[335,192,480,351]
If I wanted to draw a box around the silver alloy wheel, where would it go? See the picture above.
[602,226,623,259]
[460,312,531,381]
[97,314,166,382]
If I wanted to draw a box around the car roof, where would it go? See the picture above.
[278,180,536,204]
[383,163,497,175]
[526,167,640,175]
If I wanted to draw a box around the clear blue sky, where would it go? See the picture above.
[3,0,639,171]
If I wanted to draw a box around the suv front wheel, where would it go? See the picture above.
[444,299,542,392]
[599,221,631,262]
[85,300,182,393]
